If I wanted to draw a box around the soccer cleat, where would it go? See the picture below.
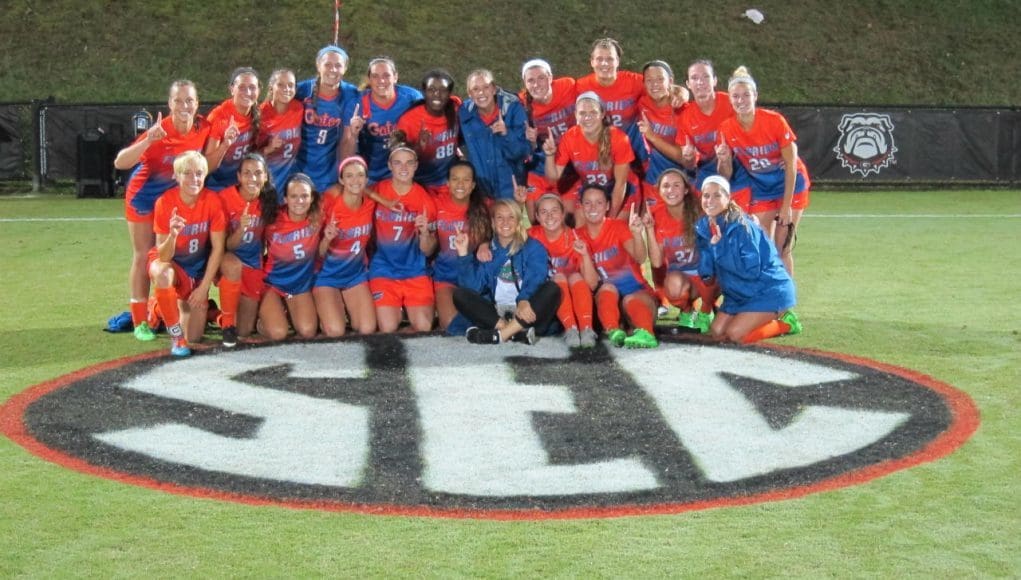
[221,326,238,348]
[624,328,659,349]
[512,326,537,345]
[133,322,156,342]
[606,328,627,347]
[695,311,715,334]
[780,310,803,335]
[677,311,696,329]
[466,326,500,345]
[579,328,598,348]
[563,327,581,348]
[170,337,192,358]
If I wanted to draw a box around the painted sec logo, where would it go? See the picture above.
[1,335,978,519]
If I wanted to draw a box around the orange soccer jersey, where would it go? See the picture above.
[206,100,256,190]
[520,77,578,141]
[152,186,227,279]
[528,225,581,278]
[676,91,735,163]
[576,70,644,129]
[123,115,211,220]
[554,125,634,191]
[394,96,463,186]
[257,99,303,193]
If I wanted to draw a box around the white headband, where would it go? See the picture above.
[575,91,602,106]
[521,58,552,79]
[702,175,731,194]
[728,75,757,93]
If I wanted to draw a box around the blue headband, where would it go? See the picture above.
[316,45,349,64]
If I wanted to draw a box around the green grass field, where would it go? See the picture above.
[1,189,1018,577]
[3,0,1019,106]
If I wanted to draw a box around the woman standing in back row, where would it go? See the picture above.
[676,59,735,194]
[114,79,211,341]
[459,69,532,200]
[258,68,303,195]
[341,57,424,184]
[204,67,260,191]
[715,66,810,276]
[295,45,359,192]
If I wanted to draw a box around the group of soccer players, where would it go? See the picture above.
[116,38,807,357]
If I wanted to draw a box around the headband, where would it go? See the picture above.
[521,58,552,79]
[575,91,602,106]
[728,75,757,93]
[388,146,417,160]
[535,192,564,209]
[316,45,349,63]
[701,175,731,194]
[337,155,367,175]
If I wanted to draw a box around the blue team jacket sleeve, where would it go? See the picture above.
[721,218,765,282]
[696,217,716,280]
[513,238,550,303]
[457,254,487,292]
[498,98,533,163]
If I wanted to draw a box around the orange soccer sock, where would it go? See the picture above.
[596,290,621,331]
[570,279,594,330]
[741,320,792,344]
[668,290,690,310]
[154,287,181,332]
[218,278,241,328]
[623,297,655,334]
[554,279,577,329]
[689,277,717,313]
[130,299,148,327]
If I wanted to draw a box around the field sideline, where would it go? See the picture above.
[1,189,1019,577]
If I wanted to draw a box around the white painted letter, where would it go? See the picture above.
[407,337,660,496]
[95,344,370,487]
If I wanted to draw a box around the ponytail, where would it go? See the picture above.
[598,115,613,169]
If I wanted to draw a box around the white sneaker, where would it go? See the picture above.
[579,327,598,348]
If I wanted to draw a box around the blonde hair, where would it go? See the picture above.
[467,68,495,88]
[728,65,757,93]
[491,199,528,256]
[173,150,208,177]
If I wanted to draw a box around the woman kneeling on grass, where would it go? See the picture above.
[696,175,801,343]
[528,193,599,348]
[259,173,322,341]
[576,184,659,349]
[454,200,561,345]
[148,151,227,357]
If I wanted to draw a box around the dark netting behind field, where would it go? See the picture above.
[0,103,32,180]
[5,101,1020,189]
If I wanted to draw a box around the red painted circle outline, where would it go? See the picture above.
[0,344,980,520]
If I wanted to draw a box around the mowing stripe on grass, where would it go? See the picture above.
[811,214,1021,218]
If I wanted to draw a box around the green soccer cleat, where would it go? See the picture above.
[606,328,627,347]
[133,322,156,342]
[694,311,715,334]
[780,310,803,335]
[623,328,659,349]
[677,311,696,329]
